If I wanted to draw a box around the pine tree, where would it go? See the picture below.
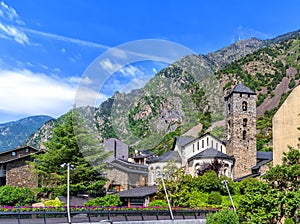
[31,109,111,197]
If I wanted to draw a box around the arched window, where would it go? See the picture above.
[242,130,246,140]
[242,101,247,111]
[243,118,247,127]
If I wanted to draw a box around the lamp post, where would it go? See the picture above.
[159,173,174,220]
[221,180,236,213]
[61,163,73,224]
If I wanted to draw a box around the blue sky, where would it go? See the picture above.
[0,0,300,123]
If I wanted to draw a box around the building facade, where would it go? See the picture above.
[224,82,257,179]
[273,85,300,165]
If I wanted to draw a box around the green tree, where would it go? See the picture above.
[206,209,239,224]
[31,109,111,197]
[239,147,300,223]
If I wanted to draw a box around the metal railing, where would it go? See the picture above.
[0,207,216,224]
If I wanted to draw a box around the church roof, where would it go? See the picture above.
[147,151,182,164]
[175,136,196,147]
[188,148,234,161]
[231,82,256,95]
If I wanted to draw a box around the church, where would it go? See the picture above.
[147,82,272,183]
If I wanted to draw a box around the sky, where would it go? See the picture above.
[0,0,300,123]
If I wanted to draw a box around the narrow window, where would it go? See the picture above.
[202,140,204,148]
[114,140,117,158]
[25,147,30,153]
[242,101,247,111]
[243,130,247,140]
[216,143,218,150]
[193,144,195,152]
[211,140,213,147]
[220,145,223,152]
[197,142,199,150]
[240,93,242,97]
[207,137,209,146]
[243,118,247,127]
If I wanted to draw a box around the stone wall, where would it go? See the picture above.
[6,157,38,188]
[225,92,257,179]
[273,85,300,165]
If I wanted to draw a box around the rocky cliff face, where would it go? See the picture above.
[26,30,300,153]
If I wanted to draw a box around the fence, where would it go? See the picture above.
[0,207,216,224]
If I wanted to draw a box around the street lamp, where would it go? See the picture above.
[221,180,236,213]
[61,163,75,224]
[159,172,174,220]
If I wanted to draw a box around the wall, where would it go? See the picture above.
[6,158,38,188]
[273,85,300,165]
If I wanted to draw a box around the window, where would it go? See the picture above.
[193,144,195,152]
[12,151,16,156]
[240,93,242,97]
[25,147,30,153]
[220,145,223,152]
[202,140,204,148]
[242,101,247,111]
[243,118,247,127]
[243,130,247,140]
[216,143,218,149]
[207,137,209,146]
[211,140,213,147]
[197,142,199,150]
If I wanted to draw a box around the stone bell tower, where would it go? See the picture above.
[224,82,257,179]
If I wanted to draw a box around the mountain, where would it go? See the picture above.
[26,29,300,154]
[0,115,53,152]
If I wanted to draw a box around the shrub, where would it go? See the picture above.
[284,218,295,224]
[207,191,222,205]
[84,194,122,207]
[148,200,168,207]
[0,185,35,206]
[206,209,239,224]
[43,197,65,206]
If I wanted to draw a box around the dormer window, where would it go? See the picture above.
[242,101,247,111]
[243,118,247,127]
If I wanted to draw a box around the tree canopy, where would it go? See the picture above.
[31,109,111,197]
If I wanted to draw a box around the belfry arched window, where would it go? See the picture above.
[242,130,247,140]
[242,101,247,111]
[243,118,247,127]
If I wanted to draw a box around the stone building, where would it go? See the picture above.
[0,146,40,188]
[103,138,148,192]
[224,82,257,179]
[273,84,300,165]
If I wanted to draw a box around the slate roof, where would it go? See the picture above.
[147,151,182,164]
[175,136,196,147]
[252,151,273,170]
[117,186,157,198]
[231,82,256,95]
[188,148,234,162]
[257,151,273,160]
[108,159,148,175]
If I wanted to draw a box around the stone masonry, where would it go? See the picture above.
[225,83,257,179]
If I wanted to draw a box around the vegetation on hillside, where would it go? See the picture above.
[216,36,300,151]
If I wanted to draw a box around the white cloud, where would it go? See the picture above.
[0,1,23,24]
[235,26,271,41]
[0,69,77,118]
[119,65,142,77]
[99,58,121,73]
[0,22,29,44]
